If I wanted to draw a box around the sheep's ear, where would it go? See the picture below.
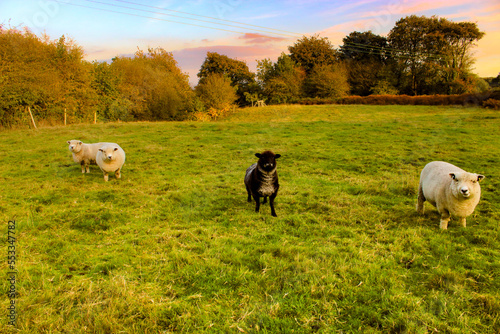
[67,141,70,144]
[477,174,485,182]
[275,154,281,159]
[449,173,456,180]
[255,153,262,158]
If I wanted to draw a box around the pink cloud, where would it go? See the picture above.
[174,44,282,63]
[238,33,288,44]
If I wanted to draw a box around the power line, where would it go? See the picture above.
[349,42,444,61]
[81,0,299,37]
[341,41,447,62]
[112,0,301,36]
[55,1,261,35]
[46,1,453,63]
[57,0,300,38]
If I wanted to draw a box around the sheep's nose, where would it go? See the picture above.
[461,188,469,195]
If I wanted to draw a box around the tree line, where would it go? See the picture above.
[0,15,496,127]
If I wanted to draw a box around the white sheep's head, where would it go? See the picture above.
[449,172,484,199]
[99,146,119,161]
[67,140,83,153]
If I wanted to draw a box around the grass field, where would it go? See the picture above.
[1,104,499,333]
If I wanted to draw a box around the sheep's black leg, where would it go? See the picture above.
[246,185,252,202]
[269,192,277,217]
[262,196,267,204]
[253,194,261,212]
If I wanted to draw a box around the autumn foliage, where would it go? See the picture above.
[0,15,496,128]
[0,26,97,127]
[0,26,196,127]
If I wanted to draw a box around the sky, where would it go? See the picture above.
[1,0,499,85]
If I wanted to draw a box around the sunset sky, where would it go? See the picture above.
[1,0,499,85]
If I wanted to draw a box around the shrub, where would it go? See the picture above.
[332,92,496,107]
[305,64,349,99]
[111,48,194,121]
[371,80,399,95]
[191,106,232,121]
[197,52,255,105]
[195,73,237,110]
[482,99,500,110]
[257,54,305,105]
[100,97,133,122]
[264,77,301,104]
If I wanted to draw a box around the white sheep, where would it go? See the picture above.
[67,140,104,173]
[417,161,484,229]
[96,143,126,182]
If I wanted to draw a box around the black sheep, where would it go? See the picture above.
[244,151,281,217]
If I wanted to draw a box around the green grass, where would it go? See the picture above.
[1,104,499,333]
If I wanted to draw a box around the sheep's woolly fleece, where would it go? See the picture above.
[96,143,126,182]
[417,161,484,229]
[67,140,104,173]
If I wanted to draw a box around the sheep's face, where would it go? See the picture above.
[67,140,83,153]
[99,147,119,161]
[449,172,484,199]
[256,151,281,172]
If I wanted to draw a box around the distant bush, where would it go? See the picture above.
[305,64,349,99]
[482,99,500,110]
[370,80,399,95]
[264,77,301,104]
[195,73,237,110]
[197,52,255,105]
[191,106,233,121]
[297,92,498,107]
[257,53,305,105]
[111,48,194,121]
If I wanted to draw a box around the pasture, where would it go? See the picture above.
[1,104,499,333]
